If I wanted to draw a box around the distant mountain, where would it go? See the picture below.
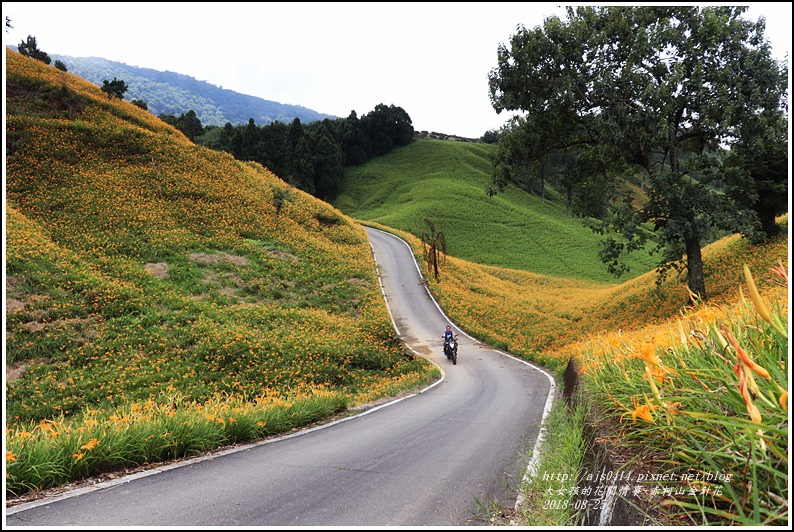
[43,52,336,127]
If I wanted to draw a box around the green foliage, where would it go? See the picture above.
[582,292,788,525]
[194,104,415,201]
[271,185,294,216]
[480,127,503,144]
[361,103,414,155]
[159,109,202,140]
[6,393,350,496]
[312,123,345,199]
[723,103,789,242]
[511,395,589,526]
[53,60,67,72]
[17,35,51,64]
[487,6,788,300]
[100,77,129,99]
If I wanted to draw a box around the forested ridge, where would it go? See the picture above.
[42,52,335,127]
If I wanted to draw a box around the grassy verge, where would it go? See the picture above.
[5,391,346,495]
[508,394,589,526]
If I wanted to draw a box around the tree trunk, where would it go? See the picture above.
[685,233,707,301]
[758,202,783,239]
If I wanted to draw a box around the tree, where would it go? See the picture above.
[258,120,289,177]
[287,118,316,193]
[312,122,344,200]
[361,104,414,156]
[241,118,260,160]
[487,6,785,300]
[101,77,128,99]
[480,127,504,144]
[290,136,316,195]
[722,39,789,242]
[53,59,67,72]
[179,110,204,141]
[724,111,788,242]
[421,219,447,282]
[18,35,51,64]
[341,111,370,166]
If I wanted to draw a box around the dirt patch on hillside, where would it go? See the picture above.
[145,262,169,279]
[7,297,25,313]
[268,249,299,262]
[6,361,28,382]
[189,252,250,266]
[6,276,25,312]
[5,356,53,383]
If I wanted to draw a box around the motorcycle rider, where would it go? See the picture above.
[442,325,458,358]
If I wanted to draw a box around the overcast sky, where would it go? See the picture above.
[3,2,791,138]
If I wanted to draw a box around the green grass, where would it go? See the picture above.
[335,139,658,283]
[509,394,589,526]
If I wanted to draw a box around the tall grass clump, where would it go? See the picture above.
[574,262,788,525]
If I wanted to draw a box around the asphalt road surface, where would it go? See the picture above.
[6,226,555,527]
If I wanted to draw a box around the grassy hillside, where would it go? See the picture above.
[5,50,436,495]
[334,138,659,283]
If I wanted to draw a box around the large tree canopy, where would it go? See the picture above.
[488,6,788,299]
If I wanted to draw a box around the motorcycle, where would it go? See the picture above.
[444,336,458,365]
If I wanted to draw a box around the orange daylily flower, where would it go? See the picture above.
[734,363,762,423]
[80,438,100,451]
[723,327,771,380]
[635,342,663,367]
[620,398,655,424]
[770,260,788,286]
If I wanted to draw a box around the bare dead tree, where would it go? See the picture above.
[421,218,446,281]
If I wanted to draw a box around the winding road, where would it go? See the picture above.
[5,227,555,527]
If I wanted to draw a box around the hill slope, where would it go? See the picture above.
[5,49,434,434]
[42,52,336,127]
[334,139,659,283]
